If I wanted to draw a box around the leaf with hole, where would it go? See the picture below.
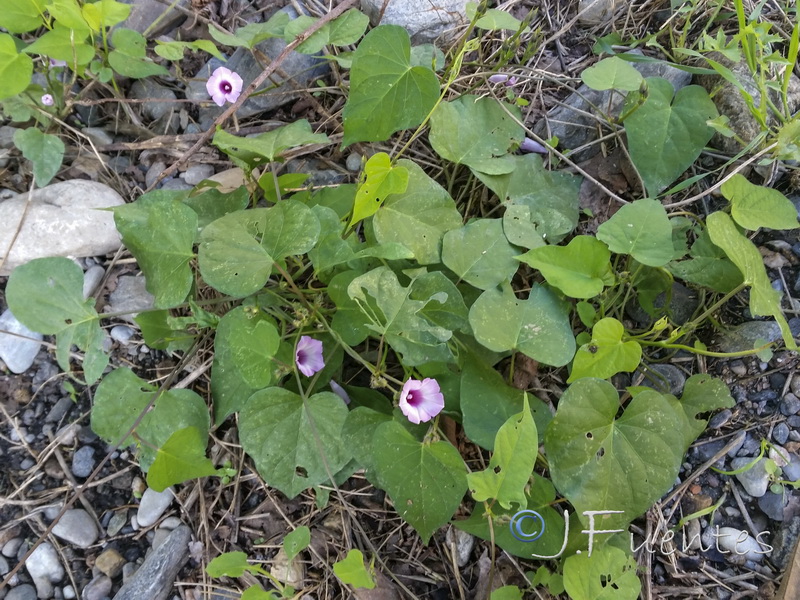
[6,258,108,383]
[429,95,523,174]
[596,198,674,266]
[146,426,218,492]
[469,283,575,367]
[372,420,467,543]
[442,219,520,290]
[349,152,409,227]
[722,174,799,230]
[563,545,641,600]
[545,378,685,530]
[707,211,796,349]
[623,78,717,196]
[342,25,440,146]
[239,388,350,498]
[467,395,537,509]
[568,318,642,382]
[13,128,65,186]
[283,526,310,563]
[517,236,614,298]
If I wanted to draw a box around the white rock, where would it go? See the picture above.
[51,509,99,548]
[361,0,469,46]
[578,0,620,24]
[107,276,155,323]
[137,487,174,528]
[446,527,474,567]
[0,309,43,373]
[0,180,124,275]
[182,164,214,186]
[82,265,105,299]
[732,456,770,497]
[26,542,64,598]
[715,527,768,562]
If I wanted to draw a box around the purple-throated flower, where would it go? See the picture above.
[49,58,67,68]
[398,378,444,424]
[41,94,54,106]
[206,66,243,107]
[488,73,519,86]
[296,336,324,377]
[520,137,547,154]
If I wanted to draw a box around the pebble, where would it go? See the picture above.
[145,161,167,189]
[54,423,80,446]
[130,79,177,121]
[82,265,105,299]
[95,548,126,578]
[137,487,174,528]
[110,325,136,345]
[782,453,800,482]
[182,164,214,186]
[749,389,777,403]
[151,528,171,551]
[729,360,747,376]
[715,527,767,562]
[106,277,155,323]
[718,321,783,353]
[0,555,7,574]
[774,423,790,446]
[71,446,96,477]
[46,397,73,423]
[160,178,193,191]
[0,309,44,374]
[270,548,305,588]
[792,375,800,396]
[26,542,64,597]
[781,393,800,416]
[121,562,137,583]
[758,491,786,521]
[345,152,362,172]
[3,538,23,558]
[51,509,99,548]
[107,511,128,537]
[81,127,114,146]
[113,525,190,600]
[19,458,34,470]
[63,585,76,599]
[361,0,468,45]
[81,575,112,600]
[0,180,124,276]
[6,584,37,600]
[731,456,770,497]
[159,517,182,530]
[445,528,474,567]
[708,409,732,430]
[634,363,686,395]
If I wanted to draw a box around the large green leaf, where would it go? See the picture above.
[1,0,45,32]
[211,345,259,425]
[545,378,685,530]
[208,12,289,49]
[91,368,209,471]
[6,257,108,383]
[198,209,272,297]
[0,33,33,99]
[13,128,65,187]
[81,0,129,30]
[23,24,94,66]
[108,28,169,78]
[429,95,523,174]
[147,426,218,492]
[333,549,375,590]
[347,267,456,365]
[260,199,320,259]
[442,219,520,290]
[342,25,440,145]
[517,236,614,298]
[460,355,552,450]
[581,56,643,91]
[214,307,280,389]
[721,174,800,230]
[667,374,734,449]
[707,211,796,349]
[624,78,717,196]
[212,121,328,172]
[182,186,250,230]
[474,155,581,243]
[239,388,350,498]
[112,194,197,308]
[467,395,537,510]
[596,198,674,267]
[563,545,641,600]
[372,160,462,264]
[568,318,642,382]
[373,420,467,543]
[469,283,575,367]
[283,8,369,54]
[329,270,372,345]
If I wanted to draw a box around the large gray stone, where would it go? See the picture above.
[534,51,692,161]
[0,308,43,373]
[113,525,191,600]
[186,6,329,130]
[118,0,188,37]
[361,0,469,46]
[0,180,124,275]
[717,321,783,353]
[25,542,64,598]
[51,509,99,548]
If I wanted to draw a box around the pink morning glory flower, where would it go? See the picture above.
[520,137,547,154]
[41,94,54,106]
[488,73,519,86]
[206,66,243,107]
[296,336,324,377]
[399,378,444,424]
[329,380,351,405]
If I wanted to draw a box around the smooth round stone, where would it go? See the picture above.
[82,265,105,299]
[2,537,22,558]
[0,309,43,374]
[95,548,125,578]
[182,164,214,186]
[71,446,96,478]
[137,487,174,528]
[6,584,37,600]
[0,554,8,574]
[110,325,136,345]
[26,542,64,596]
[51,509,99,548]
[81,575,112,600]
[716,527,767,562]
[62,585,76,599]
[774,423,791,446]
[732,457,770,497]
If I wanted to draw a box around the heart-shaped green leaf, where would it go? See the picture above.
[596,198,674,267]
[12,128,65,187]
[349,152,409,227]
[214,307,280,389]
[581,56,643,91]
[722,173,800,230]
[442,219,520,290]
[568,318,642,382]
[147,426,218,492]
